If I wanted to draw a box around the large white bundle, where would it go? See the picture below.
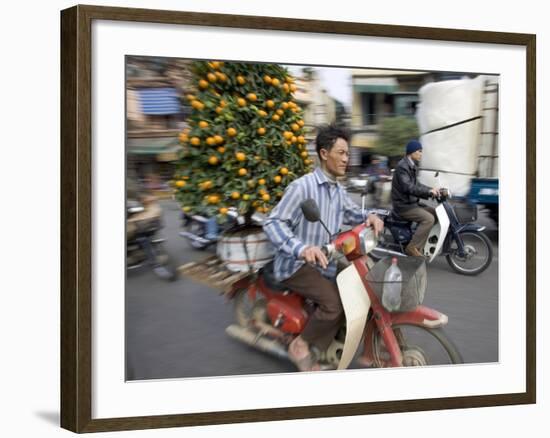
[217,228,274,272]
[416,76,484,196]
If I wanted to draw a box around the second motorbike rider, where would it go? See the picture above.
[391,140,440,257]
[263,125,384,372]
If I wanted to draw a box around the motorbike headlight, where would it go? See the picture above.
[341,236,356,255]
[359,227,378,255]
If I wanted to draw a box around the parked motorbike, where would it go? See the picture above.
[224,199,462,371]
[180,208,244,250]
[370,176,493,276]
[127,197,177,281]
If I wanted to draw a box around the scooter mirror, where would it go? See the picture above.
[301,198,321,222]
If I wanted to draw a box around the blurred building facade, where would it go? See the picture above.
[294,70,336,129]
[292,68,349,168]
[126,56,193,195]
[126,59,362,190]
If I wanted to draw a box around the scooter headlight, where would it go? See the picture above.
[341,236,357,255]
[359,227,378,255]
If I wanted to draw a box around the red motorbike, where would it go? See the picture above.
[225,199,463,370]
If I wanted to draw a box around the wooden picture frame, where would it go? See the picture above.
[61,4,536,433]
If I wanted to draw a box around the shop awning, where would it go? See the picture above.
[137,88,181,115]
[353,84,398,93]
[127,137,181,161]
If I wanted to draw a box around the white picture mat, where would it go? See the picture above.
[92,19,526,419]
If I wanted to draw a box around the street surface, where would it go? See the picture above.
[126,197,499,380]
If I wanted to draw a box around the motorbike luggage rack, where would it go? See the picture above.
[177,255,250,293]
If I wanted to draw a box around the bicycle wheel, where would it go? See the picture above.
[372,323,463,367]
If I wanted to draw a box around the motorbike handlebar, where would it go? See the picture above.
[321,244,336,261]
[429,187,449,201]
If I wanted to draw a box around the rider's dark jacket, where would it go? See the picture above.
[391,157,432,213]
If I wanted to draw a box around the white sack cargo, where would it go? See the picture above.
[217,227,274,272]
[416,76,484,196]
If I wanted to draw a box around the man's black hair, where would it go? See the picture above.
[315,125,349,159]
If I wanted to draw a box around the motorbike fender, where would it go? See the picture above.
[423,204,450,262]
[445,223,487,255]
[336,264,371,370]
[456,223,486,233]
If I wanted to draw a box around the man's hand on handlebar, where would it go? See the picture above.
[430,187,440,198]
[300,246,329,269]
[365,213,384,237]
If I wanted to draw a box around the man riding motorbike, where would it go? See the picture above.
[263,125,384,372]
[391,140,440,257]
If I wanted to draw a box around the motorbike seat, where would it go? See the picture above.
[386,210,412,226]
[260,261,289,292]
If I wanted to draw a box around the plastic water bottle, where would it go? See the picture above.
[382,257,402,311]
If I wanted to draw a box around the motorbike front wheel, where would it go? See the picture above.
[371,324,463,367]
[150,241,177,281]
[446,231,493,276]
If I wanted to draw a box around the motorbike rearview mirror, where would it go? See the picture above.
[301,199,321,222]
[301,199,332,238]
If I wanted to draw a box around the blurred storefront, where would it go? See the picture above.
[126,56,193,198]
[351,69,427,159]
[127,133,182,194]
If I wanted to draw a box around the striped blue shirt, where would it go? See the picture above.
[263,167,370,281]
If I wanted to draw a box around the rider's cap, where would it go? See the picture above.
[406,140,422,155]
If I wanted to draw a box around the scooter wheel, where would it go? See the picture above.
[446,231,493,276]
[371,324,463,367]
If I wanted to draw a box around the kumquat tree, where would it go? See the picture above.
[173,61,313,223]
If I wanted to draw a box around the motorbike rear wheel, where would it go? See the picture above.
[234,289,268,328]
[446,231,493,276]
[371,324,463,367]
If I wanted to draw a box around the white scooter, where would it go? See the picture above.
[370,174,493,275]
